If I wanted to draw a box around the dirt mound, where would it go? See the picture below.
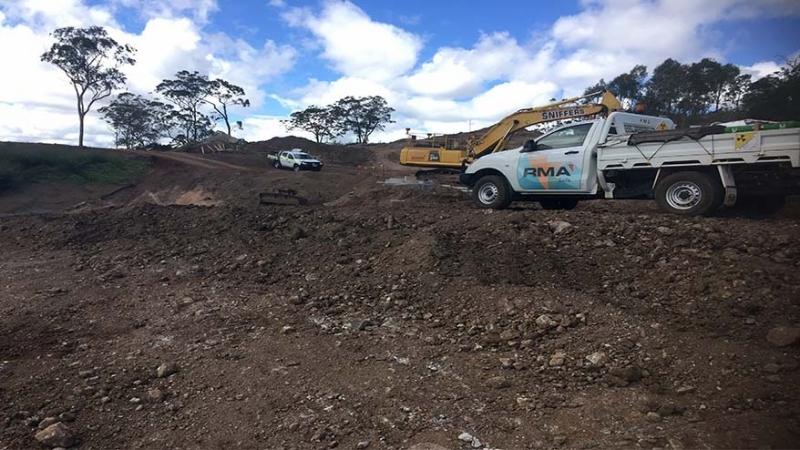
[134,186,221,207]
[1,187,798,449]
[0,141,379,216]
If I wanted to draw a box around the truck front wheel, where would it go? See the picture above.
[472,175,512,209]
[655,171,722,216]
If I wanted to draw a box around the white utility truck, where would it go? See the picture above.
[458,112,800,215]
[268,149,323,172]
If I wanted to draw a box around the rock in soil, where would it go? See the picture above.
[766,326,800,347]
[547,220,573,235]
[585,351,608,367]
[156,362,179,378]
[408,444,449,450]
[34,422,77,448]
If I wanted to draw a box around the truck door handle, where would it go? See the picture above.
[565,150,579,155]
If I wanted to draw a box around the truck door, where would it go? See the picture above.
[516,122,594,192]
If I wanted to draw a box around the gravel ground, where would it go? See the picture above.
[1,171,799,449]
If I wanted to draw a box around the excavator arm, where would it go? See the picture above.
[400,91,622,169]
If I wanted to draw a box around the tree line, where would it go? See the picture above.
[42,26,250,149]
[582,56,799,126]
[282,96,395,144]
[41,26,396,150]
[40,26,798,150]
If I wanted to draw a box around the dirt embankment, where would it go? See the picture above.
[0,140,385,215]
[0,174,799,449]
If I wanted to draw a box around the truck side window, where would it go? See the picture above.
[535,123,593,150]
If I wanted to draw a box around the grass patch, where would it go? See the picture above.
[0,142,150,192]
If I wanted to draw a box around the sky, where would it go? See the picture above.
[0,0,799,147]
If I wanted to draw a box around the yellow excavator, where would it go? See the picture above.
[399,91,622,170]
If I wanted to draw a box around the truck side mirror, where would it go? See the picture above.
[522,140,537,152]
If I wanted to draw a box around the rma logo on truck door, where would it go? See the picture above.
[523,167,572,177]
[516,154,582,190]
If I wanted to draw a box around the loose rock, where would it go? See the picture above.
[548,220,573,235]
[536,314,558,329]
[147,388,165,402]
[549,350,567,367]
[486,376,512,389]
[408,444,449,450]
[585,351,608,367]
[38,417,58,430]
[156,362,179,378]
[35,422,77,448]
[766,326,800,347]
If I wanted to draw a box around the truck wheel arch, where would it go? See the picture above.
[468,168,511,187]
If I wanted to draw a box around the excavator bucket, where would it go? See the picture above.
[258,189,308,206]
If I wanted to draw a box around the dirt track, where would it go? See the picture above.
[1,149,799,449]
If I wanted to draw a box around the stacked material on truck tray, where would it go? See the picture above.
[724,121,800,133]
[628,121,800,145]
[628,125,725,145]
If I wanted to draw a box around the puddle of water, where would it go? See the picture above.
[379,177,469,193]
[379,176,435,188]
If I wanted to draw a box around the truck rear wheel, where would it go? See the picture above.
[273,160,281,169]
[655,171,722,216]
[472,175,511,210]
[539,199,579,210]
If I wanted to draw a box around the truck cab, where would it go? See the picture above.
[462,113,673,199]
[270,149,323,172]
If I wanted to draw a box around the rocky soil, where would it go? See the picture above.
[1,169,799,449]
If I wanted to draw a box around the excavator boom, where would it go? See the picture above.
[400,91,622,169]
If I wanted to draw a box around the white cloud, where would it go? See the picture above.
[269,0,799,142]
[2,0,118,30]
[548,0,800,94]
[241,115,311,141]
[0,0,295,146]
[405,32,529,99]
[740,61,782,80]
[205,35,296,107]
[121,17,203,93]
[283,0,422,81]
[111,0,218,23]
[1,0,798,146]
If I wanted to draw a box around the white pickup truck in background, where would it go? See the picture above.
[268,149,323,172]
[459,112,800,215]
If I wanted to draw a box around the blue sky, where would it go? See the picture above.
[1,0,799,145]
